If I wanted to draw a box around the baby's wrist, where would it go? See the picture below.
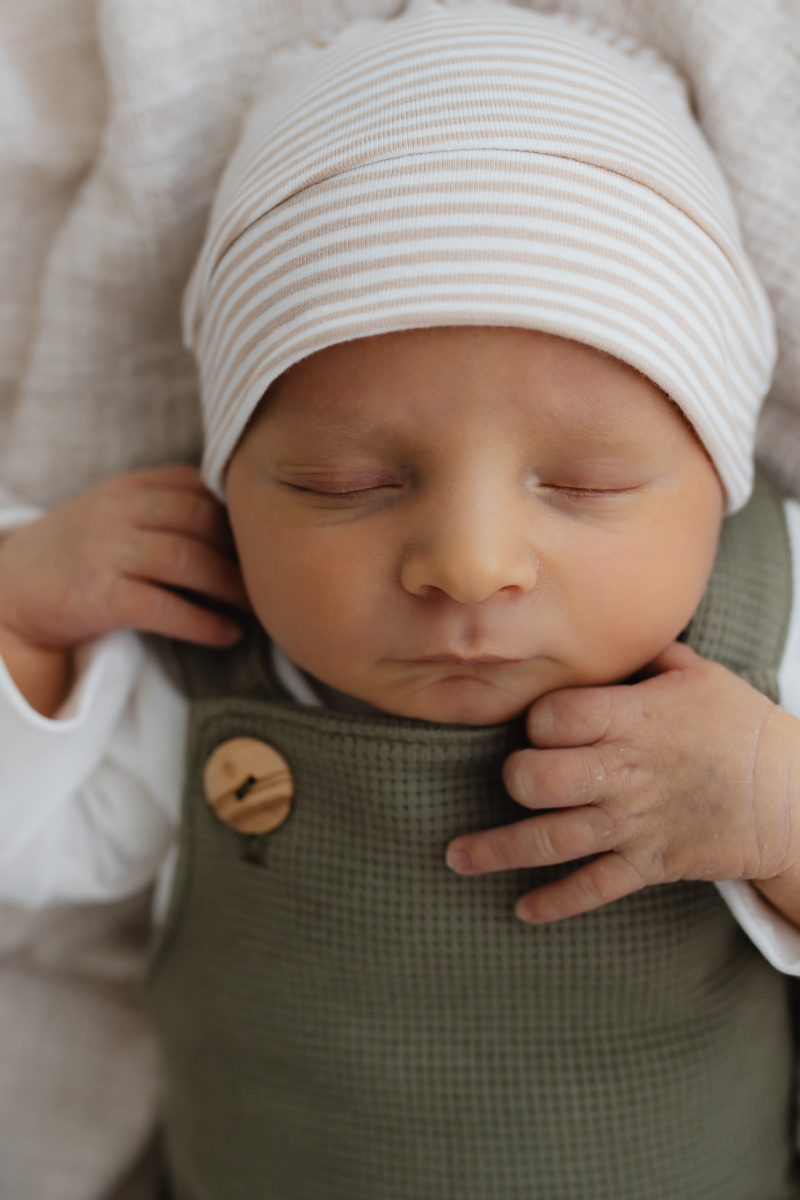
[0,622,74,718]
[750,706,800,928]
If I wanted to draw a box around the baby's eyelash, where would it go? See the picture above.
[287,481,639,503]
[554,487,616,498]
[289,482,398,501]
[544,484,639,500]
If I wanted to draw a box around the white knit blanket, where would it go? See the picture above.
[0,3,797,1199]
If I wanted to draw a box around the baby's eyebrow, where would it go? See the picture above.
[557,435,655,455]
[280,412,405,444]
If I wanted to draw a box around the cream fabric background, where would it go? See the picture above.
[0,1,797,1197]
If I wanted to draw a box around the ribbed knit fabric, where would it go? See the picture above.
[184,0,776,511]
[148,471,798,1200]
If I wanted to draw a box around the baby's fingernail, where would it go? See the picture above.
[515,900,538,924]
[446,845,473,874]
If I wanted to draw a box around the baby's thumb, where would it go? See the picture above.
[646,640,704,677]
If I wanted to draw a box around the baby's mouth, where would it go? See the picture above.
[405,654,525,667]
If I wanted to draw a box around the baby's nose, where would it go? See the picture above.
[400,508,538,604]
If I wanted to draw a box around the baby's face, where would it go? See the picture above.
[226,327,724,725]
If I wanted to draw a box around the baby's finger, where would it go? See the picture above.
[647,639,703,676]
[113,578,242,646]
[527,684,634,748]
[515,853,645,923]
[503,744,616,810]
[124,463,205,491]
[446,807,613,876]
[123,530,249,609]
[133,484,235,555]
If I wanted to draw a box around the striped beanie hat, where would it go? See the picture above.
[184,0,776,511]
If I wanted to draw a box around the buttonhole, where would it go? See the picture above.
[235,775,257,801]
[240,834,268,867]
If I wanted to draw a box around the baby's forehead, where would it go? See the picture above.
[255,327,681,453]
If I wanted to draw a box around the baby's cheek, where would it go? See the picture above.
[565,554,707,683]
[246,569,368,685]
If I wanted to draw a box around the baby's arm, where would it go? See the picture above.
[447,642,800,933]
[0,464,247,715]
[0,630,186,907]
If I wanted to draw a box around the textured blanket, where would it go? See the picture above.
[0,2,797,1198]
[0,0,798,511]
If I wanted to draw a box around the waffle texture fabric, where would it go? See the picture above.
[148,470,798,1200]
[184,0,776,511]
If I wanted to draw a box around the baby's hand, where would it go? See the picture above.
[446,642,800,927]
[0,465,248,714]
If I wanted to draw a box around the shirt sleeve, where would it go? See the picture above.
[0,504,43,533]
[0,629,186,907]
[713,497,800,975]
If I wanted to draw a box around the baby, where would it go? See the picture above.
[1,3,800,1197]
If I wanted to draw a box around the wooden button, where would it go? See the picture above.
[203,738,294,835]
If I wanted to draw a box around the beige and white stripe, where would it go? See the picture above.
[184,0,776,511]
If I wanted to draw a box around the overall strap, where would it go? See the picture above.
[155,614,283,704]
[684,468,792,703]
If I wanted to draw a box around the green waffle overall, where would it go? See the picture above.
[149,470,800,1200]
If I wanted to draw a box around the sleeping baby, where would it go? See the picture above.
[1,4,800,1196]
